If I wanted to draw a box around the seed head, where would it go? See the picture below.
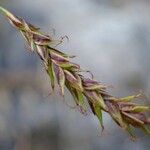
[0,6,149,139]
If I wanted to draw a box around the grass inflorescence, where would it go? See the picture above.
[0,6,149,140]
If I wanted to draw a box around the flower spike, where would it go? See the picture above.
[0,6,149,139]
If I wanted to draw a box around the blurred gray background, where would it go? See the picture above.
[0,0,150,150]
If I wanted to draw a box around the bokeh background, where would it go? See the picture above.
[0,0,150,149]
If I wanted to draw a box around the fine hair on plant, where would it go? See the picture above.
[0,6,149,140]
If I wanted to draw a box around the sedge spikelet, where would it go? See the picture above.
[0,6,149,140]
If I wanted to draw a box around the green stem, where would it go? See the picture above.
[0,6,9,15]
